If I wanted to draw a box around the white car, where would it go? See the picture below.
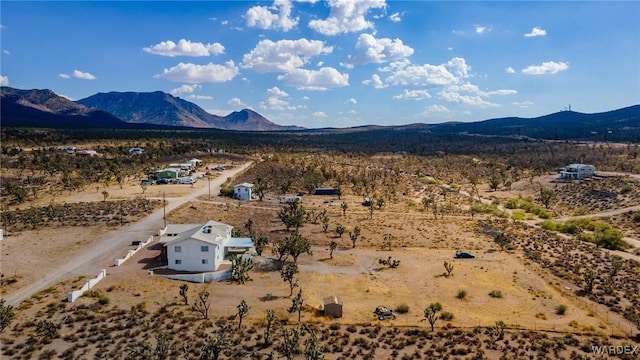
[179,177,196,184]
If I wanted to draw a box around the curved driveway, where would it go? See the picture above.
[4,162,253,306]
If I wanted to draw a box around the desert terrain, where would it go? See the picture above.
[1,143,640,359]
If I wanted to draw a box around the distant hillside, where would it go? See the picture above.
[77,91,302,131]
[0,87,128,128]
[425,105,640,142]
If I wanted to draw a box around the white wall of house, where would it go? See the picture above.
[166,238,221,272]
[234,185,253,201]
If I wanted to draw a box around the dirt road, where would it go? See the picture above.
[4,162,253,306]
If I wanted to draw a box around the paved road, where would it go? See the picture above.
[4,162,253,306]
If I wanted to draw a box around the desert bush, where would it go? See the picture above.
[555,305,568,315]
[488,290,503,298]
[456,290,467,300]
[395,304,409,314]
[440,312,454,321]
[511,210,526,221]
[633,212,640,223]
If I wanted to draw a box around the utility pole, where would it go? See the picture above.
[163,192,167,228]
[208,176,211,199]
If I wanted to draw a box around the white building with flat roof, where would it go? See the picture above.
[559,164,595,180]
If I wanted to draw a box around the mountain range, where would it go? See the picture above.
[1,87,301,131]
[1,86,639,142]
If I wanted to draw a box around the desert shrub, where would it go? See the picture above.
[577,233,595,243]
[541,220,557,231]
[504,198,518,209]
[488,290,503,298]
[621,184,634,194]
[429,303,442,311]
[440,312,454,321]
[511,210,526,221]
[395,304,409,314]
[456,290,467,300]
[634,212,640,223]
[572,206,590,216]
[556,305,568,315]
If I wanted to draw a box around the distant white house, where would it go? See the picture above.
[129,147,144,155]
[234,183,254,201]
[188,158,203,168]
[160,220,254,272]
[559,164,596,180]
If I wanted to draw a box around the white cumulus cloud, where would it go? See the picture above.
[522,61,568,75]
[242,38,333,73]
[58,73,71,79]
[228,98,245,106]
[362,74,386,88]
[346,98,357,104]
[505,66,516,74]
[393,89,431,100]
[419,104,449,117]
[0,75,9,86]
[72,70,96,80]
[385,63,458,86]
[389,12,402,22]
[154,61,239,83]
[245,0,298,31]
[524,27,547,37]
[475,26,487,34]
[144,39,225,57]
[277,67,349,90]
[308,0,387,36]
[260,86,292,110]
[312,111,328,118]
[170,84,201,95]
[345,33,414,66]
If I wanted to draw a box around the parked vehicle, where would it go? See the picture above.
[156,178,169,184]
[141,179,153,185]
[374,305,396,320]
[455,251,476,259]
[179,177,196,184]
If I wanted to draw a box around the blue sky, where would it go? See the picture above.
[1,1,639,128]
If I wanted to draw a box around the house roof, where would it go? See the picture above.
[162,220,232,247]
[323,296,343,305]
[234,183,254,189]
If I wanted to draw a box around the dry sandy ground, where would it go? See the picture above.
[0,163,248,304]
[1,167,636,344]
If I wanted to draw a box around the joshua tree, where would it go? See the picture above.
[303,325,324,360]
[255,235,269,256]
[230,255,254,284]
[278,326,301,360]
[288,288,305,323]
[493,320,506,340]
[281,263,299,297]
[328,240,337,259]
[321,214,330,233]
[200,325,231,360]
[335,224,346,238]
[101,190,109,202]
[421,304,440,332]
[278,200,306,232]
[285,231,312,263]
[382,233,393,251]
[264,309,277,347]
[236,299,250,330]
[192,289,211,319]
[583,269,597,294]
[443,260,454,277]
[340,201,348,216]
[179,284,189,305]
[0,299,15,333]
[349,225,361,248]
